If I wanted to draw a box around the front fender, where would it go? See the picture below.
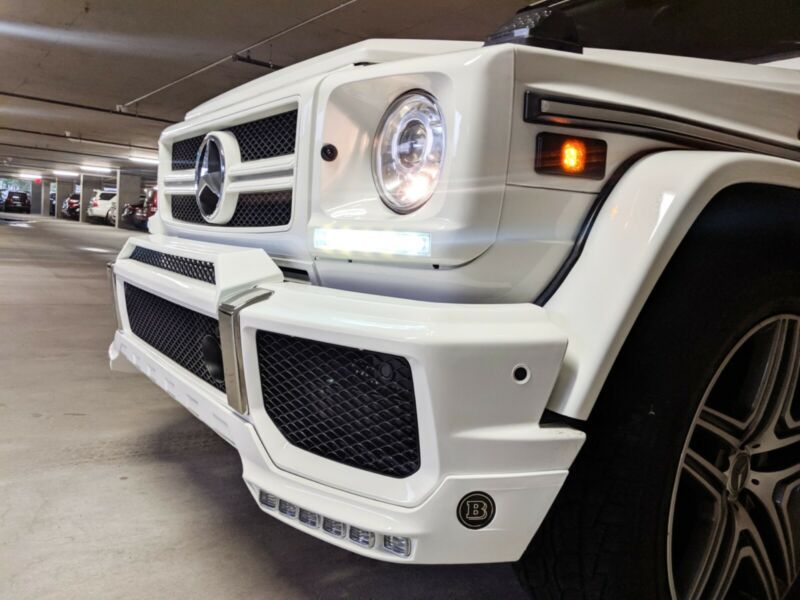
[545,150,800,419]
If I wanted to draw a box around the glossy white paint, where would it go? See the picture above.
[109,234,584,562]
[546,151,800,419]
[110,38,800,564]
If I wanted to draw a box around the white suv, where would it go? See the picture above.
[86,190,116,223]
[107,1,800,597]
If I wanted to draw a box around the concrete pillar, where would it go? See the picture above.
[55,179,73,219]
[115,171,141,229]
[30,180,43,214]
[79,175,103,223]
[40,179,54,216]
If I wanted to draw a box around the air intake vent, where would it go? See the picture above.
[170,191,292,227]
[255,331,420,478]
[124,284,225,392]
[129,246,215,284]
[170,109,298,170]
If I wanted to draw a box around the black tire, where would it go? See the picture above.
[516,184,800,599]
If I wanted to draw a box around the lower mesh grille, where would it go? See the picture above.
[255,331,420,478]
[124,284,225,392]
[129,246,215,284]
[170,191,292,227]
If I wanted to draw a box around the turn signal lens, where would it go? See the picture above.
[535,133,607,179]
[560,140,586,173]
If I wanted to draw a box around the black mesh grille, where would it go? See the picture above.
[129,246,215,284]
[169,191,291,227]
[171,136,204,171]
[255,331,420,478]
[170,109,297,170]
[229,111,298,162]
[124,284,225,392]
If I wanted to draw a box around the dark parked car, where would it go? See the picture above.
[3,191,31,213]
[61,193,80,220]
[121,192,153,230]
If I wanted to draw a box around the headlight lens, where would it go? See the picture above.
[372,91,445,214]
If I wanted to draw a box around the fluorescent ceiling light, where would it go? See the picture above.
[313,228,432,257]
[18,172,42,180]
[52,169,79,177]
[81,165,112,174]
[128,155,159,165]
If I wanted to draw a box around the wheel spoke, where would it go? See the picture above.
[681,501,731,600]
[751,462,800,581]
[737,503,783,600]
[670,317,800,600]
[749,321,800,452]
[683,447,728,495]
[696,408,743,450]
[744,320,790,439]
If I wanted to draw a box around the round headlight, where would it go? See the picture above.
[372,91,446,214]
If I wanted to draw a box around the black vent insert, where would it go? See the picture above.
[129,246,215,284]
[170,109,298,170]
[255,331,420,478]
[170,191,291,227]
[171,136,204,171]
[229,110,298,162]
[124,284,225,392]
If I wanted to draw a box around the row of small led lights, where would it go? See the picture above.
[258,490,412,558]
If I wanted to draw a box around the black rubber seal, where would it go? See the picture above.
[534,149,670,306]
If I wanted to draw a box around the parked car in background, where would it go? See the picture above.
[121,192,153,230]
[61,193,80,220]
[86,190,116,223]
[107,202,117,226]
[2,191,30,213]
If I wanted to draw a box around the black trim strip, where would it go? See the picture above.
[524,91,800,162]
[534,149,668,306]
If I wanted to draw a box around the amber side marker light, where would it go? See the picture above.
[535,132,607,179]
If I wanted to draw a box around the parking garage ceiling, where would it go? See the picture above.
[0,0,522,181]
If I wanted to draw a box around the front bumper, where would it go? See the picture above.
[108,234,584,564]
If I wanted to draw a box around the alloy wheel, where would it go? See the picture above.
[668,315,800,599]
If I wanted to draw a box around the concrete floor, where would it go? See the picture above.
[0,215,527,600]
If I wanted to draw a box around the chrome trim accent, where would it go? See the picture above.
[107,261,122,331]
[218,287,273,414]
[195,134,226,222]
[523,91,800,162]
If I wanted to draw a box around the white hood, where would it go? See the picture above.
[186,39,480,120]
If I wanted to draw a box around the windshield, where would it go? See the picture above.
[495,0,799,63]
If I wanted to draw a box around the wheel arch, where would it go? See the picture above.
[545,150,800,420]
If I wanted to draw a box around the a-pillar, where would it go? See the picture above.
[54,178,73,219]
[39,178,54,216]
[30,180,43,215]
[115,171,141,229]
[79,174,103,223]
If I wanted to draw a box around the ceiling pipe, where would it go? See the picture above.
[232,53,284,70]
[0,127,158,152]
[0,90,173,124]
[0,142,158,169]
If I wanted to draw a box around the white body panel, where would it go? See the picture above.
[110,234,583,563]
[110,37,800,563]
[546,151,800,419]
[87,192,117,219]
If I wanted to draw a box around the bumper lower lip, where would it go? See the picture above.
[107,234,584,564]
